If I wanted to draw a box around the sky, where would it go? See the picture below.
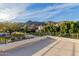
[0,3,79,22]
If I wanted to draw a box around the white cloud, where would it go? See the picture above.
[17,3,79,22]
[23,3,79,17]
[0,3,79,22]
[0,3,31,22]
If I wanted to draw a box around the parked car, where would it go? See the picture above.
[0,32,10,37]
[25,35,36,39]
[0,32,11,44]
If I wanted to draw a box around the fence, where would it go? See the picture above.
[33,32,79,39]
[52,33,79,39]
[70,33,79,39]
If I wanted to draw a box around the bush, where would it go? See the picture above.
[11,32,25,37]
[0,37,11,44]
[29,32,43,36]
[0,37,10,41]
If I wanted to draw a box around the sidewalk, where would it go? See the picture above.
[33,36,79,56]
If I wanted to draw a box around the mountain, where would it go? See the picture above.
[25,20,46,26]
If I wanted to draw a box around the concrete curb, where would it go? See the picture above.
[49,36,79,43]
[32,39,60,56]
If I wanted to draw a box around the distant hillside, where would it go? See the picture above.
[25,20,46,26]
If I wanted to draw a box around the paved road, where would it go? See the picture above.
[0,37,56,56]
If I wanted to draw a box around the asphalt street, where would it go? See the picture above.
[0,37,56,56]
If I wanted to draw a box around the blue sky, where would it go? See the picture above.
[0,3,79,22]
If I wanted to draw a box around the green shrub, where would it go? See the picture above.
[0,37,10,41]
[11,32,25,37]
